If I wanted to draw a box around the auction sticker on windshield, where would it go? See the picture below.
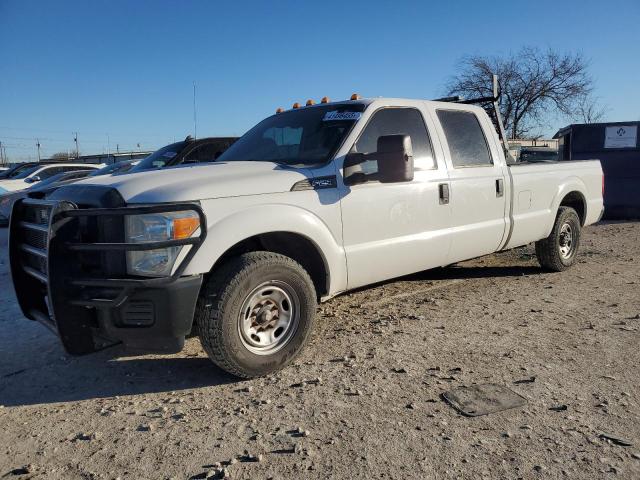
[323,111,362,121]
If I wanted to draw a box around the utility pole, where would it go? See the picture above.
[73,132,79,159]
[0,141,3,165]
[36,139,41,162]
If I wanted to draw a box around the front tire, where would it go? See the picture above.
[535,206,581,272]
[195,252,317,378]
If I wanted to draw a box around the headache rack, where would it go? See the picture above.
[9,197,206,353]
[433,74,514,163]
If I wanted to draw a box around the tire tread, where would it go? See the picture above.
[535,206,580,272]
[195,251,315,378]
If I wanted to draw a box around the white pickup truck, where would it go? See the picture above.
[9,95,604,378]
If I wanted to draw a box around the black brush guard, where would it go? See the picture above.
[9,198,206,354]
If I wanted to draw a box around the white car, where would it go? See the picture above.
[9,95,603,378]
[0,163,102,193]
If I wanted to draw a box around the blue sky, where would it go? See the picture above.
[1,0,638,161]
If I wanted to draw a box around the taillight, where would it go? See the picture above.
[602,174,605,197]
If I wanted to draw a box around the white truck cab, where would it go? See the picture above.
[9,95,604,378]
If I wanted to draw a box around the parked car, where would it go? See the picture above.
[0,161,58,181]
[0,170,94,226]
[518,146,558,163]
[0,163,101,193]
[0,167,8,173]
[9,96,603,378]
[0,161,140,226]
[128,136,238,172]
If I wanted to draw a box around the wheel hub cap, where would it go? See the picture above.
[559,223,573,258]
[239,281,300,355]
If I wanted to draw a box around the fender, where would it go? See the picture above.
[181,202,348,297]
[543,176,588,237]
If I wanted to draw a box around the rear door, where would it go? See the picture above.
[432,108,507,263]
[339,106,452,289]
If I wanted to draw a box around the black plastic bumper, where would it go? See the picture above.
[9,191,207,355]
[96,274,203,353]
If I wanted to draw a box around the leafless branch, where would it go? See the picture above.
[446,47,595,139]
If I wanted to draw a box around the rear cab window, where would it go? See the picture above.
[436,110,493,167]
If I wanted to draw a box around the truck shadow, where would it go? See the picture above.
[413,264,545,281]
[345,263,545,297]
[0,344,238,407]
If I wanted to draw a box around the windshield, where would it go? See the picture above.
[12,165,41,179]
[130,142,187,171]
[90,160,136,176]
[5,164,34,178]
[217,104,367,166]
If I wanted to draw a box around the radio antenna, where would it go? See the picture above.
[193,81,197,140]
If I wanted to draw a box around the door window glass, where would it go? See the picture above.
[437,110,493,167]
[354,108,435,171]
[37,167,62,180]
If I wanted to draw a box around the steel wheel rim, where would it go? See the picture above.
[238,280,300,355]
[559,222,574,259]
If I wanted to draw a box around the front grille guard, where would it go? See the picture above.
[11,198,207,310]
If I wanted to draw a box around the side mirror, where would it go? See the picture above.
[376,135,414,183]
[25,176,41,183]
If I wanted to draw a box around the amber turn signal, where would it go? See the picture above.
[173,216,200,240]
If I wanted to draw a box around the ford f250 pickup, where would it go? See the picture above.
[9,93,604,378]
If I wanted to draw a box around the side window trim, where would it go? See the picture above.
[436,109,494,168]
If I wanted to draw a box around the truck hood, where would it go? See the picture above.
[73,161,313,203]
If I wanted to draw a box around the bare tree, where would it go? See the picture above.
[446,47,595,139]
[51,152,73,161]
[574,95,607,124]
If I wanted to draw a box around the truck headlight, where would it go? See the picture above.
[125,210,200,277]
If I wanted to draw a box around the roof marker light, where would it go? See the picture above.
[306,99,315,106]
[276,107,284,114]
[292,102,301,109]
[350,93,361,100]
[321,96,330,104]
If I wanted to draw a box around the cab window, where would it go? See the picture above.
[345,108,435,183]
[437,110,493,167]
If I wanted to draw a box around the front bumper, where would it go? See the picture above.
[9,194,206,355]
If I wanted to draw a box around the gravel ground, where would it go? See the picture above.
[0,222,639,479]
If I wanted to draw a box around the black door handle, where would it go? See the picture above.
[496,178,504,197]
[439,183,450,205]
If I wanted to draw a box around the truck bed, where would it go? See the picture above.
[504,159,603,249]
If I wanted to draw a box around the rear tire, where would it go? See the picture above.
[535,206,581,272]
[195,252,317,378]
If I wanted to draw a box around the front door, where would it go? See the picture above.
[339,107,452,289]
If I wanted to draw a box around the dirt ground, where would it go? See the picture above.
[1,222,639,480]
